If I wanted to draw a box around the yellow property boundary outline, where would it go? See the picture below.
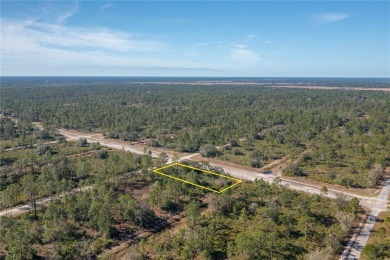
[152,162,242,193]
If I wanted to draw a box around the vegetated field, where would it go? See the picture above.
[0,143,166,259]
[361,211,390,259]
[153,162,241,193]
[1,141,98,166]
[1,77,389,189]
[127,180,362,260]
[0,121,141,209]
[0,117,54,150]
[0,77,377,259]
[0,134,362,259]
[217,137,305,168]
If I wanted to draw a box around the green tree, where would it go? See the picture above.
[36,144,51,155]
[5,220,35,259]
[297,214,316,240]
[118,194,137,220]
[21,173,38,218]
[3,120,16,139]
[93,149,108,159]
[200,144,218,158]
[88,200,113,238]
[345,197,360,214]
[283,163,305,176]
[362,244,379,259]
[158,152,169,165]
[320,186,328,195]
[186,201,201,227]
[172,153,180,163]
[77,137,88,147]
[7,183,21,209]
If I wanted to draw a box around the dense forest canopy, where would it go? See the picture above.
[0,140,362,259]
[1,77,390,188]
[0,77,389,259]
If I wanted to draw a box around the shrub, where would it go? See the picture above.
[77,138,88,147]
[36,144,51,155]
[232,148,243,155]
[55,135,66,143]
[93,150,108,159]
[200,144,218,158]
[283,163,305,176]
[249,159,261,168]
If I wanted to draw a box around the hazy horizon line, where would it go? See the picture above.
[1,76,389,79]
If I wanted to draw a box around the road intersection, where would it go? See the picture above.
[51,126,390,259]
[2,123,388,259]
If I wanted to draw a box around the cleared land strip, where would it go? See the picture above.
[129,81,390,92]
[48,128,172,162]
[48,124,388,212]
[267,85,390,92]
[0,186,93,217]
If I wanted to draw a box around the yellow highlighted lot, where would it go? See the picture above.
[152,162,242,193]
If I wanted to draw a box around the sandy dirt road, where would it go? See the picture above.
[200,159,388,260]
[339,177,390,259]
[0,186,93,218]
[47,127,172,162]
[2,122,388,259]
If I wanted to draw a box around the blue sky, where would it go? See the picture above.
[1,1,389,77]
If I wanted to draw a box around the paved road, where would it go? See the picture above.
[3,122,388,259]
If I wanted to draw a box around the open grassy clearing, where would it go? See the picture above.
[153,162,241,193]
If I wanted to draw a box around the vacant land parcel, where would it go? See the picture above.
[153,163,242,193]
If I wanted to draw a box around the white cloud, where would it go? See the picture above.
[230,44,260,66]
[100,1,113,12]
[1,2,253,76]
[314,13,350,24]
[57,2,79,23]
[0,18,224,75]
[1,18,166,54]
